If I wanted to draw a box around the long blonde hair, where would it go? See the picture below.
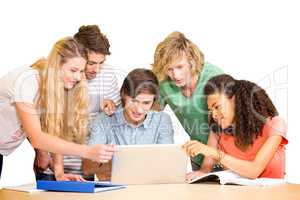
[32,37,89,144]
[152,31,205,82]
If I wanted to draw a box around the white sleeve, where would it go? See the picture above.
[13,69,39,104]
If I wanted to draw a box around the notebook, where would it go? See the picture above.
[36,180,126,193]
[111,144,188,185]
[188,170,286,186]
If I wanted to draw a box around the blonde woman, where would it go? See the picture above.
[152,31,223,170]
[35,25,121,181]
[0,37,116,178]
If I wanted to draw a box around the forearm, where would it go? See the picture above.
[29,131,89,159]
[218,136,282,179]
[16,103,89,159]
[204,147,263,179]
[219,153,264,179]
[185,135,282,179]
[200,133,218,173]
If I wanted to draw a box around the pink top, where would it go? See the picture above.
[219,116,288,178]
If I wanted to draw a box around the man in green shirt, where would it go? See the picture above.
[152,31,223,171]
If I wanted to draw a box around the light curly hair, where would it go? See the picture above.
[32,37,89,144]
[152,31,205,82]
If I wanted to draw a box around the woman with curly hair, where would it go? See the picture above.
[183,74,288,180]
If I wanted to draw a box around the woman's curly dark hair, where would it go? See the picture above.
[204,74,278,150]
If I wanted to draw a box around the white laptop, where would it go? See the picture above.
[111,144,188,185]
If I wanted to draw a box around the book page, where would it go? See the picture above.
[222,176,286,186]
[189,170,286,186]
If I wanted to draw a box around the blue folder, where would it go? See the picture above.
[36,180,126,193]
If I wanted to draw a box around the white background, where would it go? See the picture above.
[0,0,299,186]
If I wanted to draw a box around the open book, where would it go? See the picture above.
[188,170,285,186]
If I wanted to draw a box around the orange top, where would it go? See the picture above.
[219,116,288,178]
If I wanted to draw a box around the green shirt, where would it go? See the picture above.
[159,62,223,166]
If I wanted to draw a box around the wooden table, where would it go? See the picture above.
[1,183,300,200]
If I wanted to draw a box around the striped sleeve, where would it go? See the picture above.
[104,71,121,106]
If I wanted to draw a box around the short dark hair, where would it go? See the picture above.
[120,68,160,106]
[74,25,110,55]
